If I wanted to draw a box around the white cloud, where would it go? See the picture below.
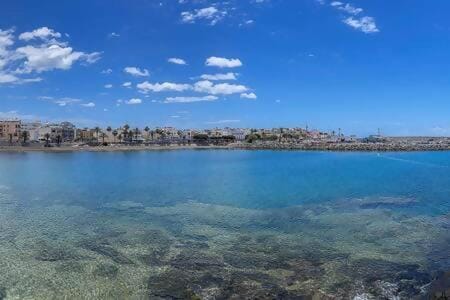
[81,102,95,108]
[125,98,142,105]
[181,7,227,25]
[0,28,14,57]
[164,95,218,103]
[108,32,120,38]
[344,16,379,33]
[18,27,62,41]
[2,27,98,84]
[194,80,248,95]
[205,56,242,68]
[101,68,112,74]
[168,57,187,65]
[200,72,237,81]
[331,2,363,15]
[51,97,82,107]
[122,81,132,88]
[104,84,113,88]
[0,73,39,84]
[330,2,378,34]
[137,81,191,93]
[330,1,343,7]
[240,92,257,99]
[124,66,149,77]
[15,45,84,73]
[0,73,19,83]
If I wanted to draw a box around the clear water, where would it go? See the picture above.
[0,150,449,299]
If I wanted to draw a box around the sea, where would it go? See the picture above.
[0,150,449,299]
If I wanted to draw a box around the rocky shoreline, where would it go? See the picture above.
[2,140,450,153]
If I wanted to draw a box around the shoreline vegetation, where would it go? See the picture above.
[2,138,450,153]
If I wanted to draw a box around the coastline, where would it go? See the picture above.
[2,141,450,153]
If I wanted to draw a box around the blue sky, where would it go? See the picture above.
[1,0,450,136]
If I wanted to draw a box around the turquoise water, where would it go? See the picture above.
[0,150,449,298]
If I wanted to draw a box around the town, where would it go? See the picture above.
[1,118,450,151]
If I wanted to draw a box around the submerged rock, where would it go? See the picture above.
[427,271,450,299]
[35,246,78,262]
[0,287,6,300]
[93,263,119,279]
[357,197,418,209]
[79,240,133,264]
[170,250,224,270]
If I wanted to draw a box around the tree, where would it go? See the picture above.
[144,126,150,142]
[106,126,112,133]
[21,131,29,145]
[134,128,140,142]
[8,134,13,145]
[94,127,100,143]
[101,132,107,144]
[112,130,118,143]
[56,135,62,146]
[44,133,51,147]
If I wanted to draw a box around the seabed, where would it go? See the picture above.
[0,182,449,299]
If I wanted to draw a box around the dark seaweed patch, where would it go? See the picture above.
[79,240,133,264]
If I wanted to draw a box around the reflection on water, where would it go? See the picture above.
[0,151,449,299]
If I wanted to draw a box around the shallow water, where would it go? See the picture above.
[0,150,449,299]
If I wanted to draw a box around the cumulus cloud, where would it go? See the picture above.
[168,57,187,65]
[124,66,149,77]
[81,102,95,108]
[15,45,99,73]
[0,27,100,84]
[240,92,257,99]
[181,7,227,25]
[164,95,218,103]
[125,98,142,105]
[19,27,62,41]
[137,81,191,93]
[122,81,132,88]
[205,56,242,68]
[344,16,379,33]
[200,72,237,81]
[104,84,113,88]
[193,80,248,95]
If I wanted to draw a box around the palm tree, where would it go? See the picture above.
[44,133,51,147]
[112,130,118,143]
[56,135,62,146]
[21,131,29,145]
[122,124,130,144]
[134,128,140,142]
[94,126,101,143]
[150,130,154,141]
[118,134,123,143]
[101,132,107,144]
[144,126,150,142]
[106,126,112,133]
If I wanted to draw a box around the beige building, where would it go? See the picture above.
[0,120,21,142]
